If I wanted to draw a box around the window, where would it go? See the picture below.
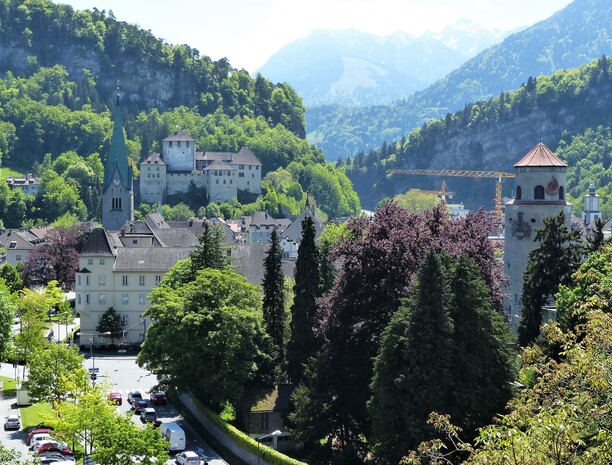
[559,186,565,200]
[77,294,81,305]
[139,275,145,286]
[86,294,90,305]
[534,185,545,199]
[100,259,105,265]
[259,413,269,430]
[122,276,128,286]
[133,239,138,244]
[77,275,82,286]
[239,164,244,169]
[88,259,94,265]
[239,172,244,178]
[155,275,162,285]
[99,294,106,305]
[139,294,146,304]
[85,276,90,286]
[169,141,172,147]
[516,186,522,200]
[98,274,106,286]
[122,294,129,305]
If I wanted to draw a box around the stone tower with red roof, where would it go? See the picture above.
[503,143,572,329]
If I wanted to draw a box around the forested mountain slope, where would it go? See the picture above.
[343,57,612,211]
[308,0,612,160]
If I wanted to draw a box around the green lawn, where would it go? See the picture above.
[0,166,24,178]
[0,375,54,429]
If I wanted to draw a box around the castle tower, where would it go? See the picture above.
[582,183,601,228]
[162,130,196,172]
[504,143,571,329]
[102,89,133,230]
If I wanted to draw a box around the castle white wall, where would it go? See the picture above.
[140,164,166,203]
[163,139,195,172]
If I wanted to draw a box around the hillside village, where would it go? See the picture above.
[0,1,611,464]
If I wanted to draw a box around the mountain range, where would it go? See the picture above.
[302,0,612,160]
[257,20,508,107]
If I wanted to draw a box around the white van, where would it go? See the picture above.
[160,422,186,451]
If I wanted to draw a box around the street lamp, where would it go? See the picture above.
[256,430,281,465]
[76,331,111,384]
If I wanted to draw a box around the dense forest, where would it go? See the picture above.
[343,57,612,212]
[307,0,612,160]
[0,0,360,227]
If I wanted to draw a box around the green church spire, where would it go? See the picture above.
[104,86,132,190]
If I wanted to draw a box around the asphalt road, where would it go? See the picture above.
[0,354,227,465]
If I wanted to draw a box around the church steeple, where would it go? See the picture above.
[102,85,134,230]
[103,85,132,190]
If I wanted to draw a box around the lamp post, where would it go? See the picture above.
[256,430,281,465]
[76,331,111,386]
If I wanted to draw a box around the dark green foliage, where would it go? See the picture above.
[518,212,584,346]
[138,268,274,410]
[96,307,124,346]
[369,250,455,462]
[189,222,230,276]
[447,255,515,435]
[0,263,23,293]
[262,229,286,373]
[287,216,321,384]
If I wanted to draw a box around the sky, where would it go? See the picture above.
[53,0,574,72]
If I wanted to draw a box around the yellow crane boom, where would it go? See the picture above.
[387,169,516,218]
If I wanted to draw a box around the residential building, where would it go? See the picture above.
[6,173,41,195]
[0,228,46,265]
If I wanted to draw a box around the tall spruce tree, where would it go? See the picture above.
[518,212,583,346]
[287,216,321,384]
[262,229,286,373]
[448,254,516,436]
[368,249,454,463]
[189,222,229,276]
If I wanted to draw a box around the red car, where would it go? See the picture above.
[36,441,73,456]
[107,391,123,405]
[150,391,167,405]
[27,425,54,441]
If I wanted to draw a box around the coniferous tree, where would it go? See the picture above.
[586,217,608,253]
[368,249,454,463]
[287,216,320,384]
[262,229,286,374]
[96,306,124,347]
[448,254,516,435]
[518,212,583,346]
[189,222,229,276]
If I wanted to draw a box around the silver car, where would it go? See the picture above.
[4,414,20,430]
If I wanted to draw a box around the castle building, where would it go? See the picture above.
[102,91,134,230]
[139,130,262,204]
[503,143,571,329]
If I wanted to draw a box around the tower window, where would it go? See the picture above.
[559,186,565,200]
[516,186,522,200]
[534,185,545,199]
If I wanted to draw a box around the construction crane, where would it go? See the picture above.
[387,169,516,218]
[415,180,455,200]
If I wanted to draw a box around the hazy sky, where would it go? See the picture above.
[53,0,574,72]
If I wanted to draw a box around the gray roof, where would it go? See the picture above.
[281,209,325,243]
[200,152,234,162]
[233,147,262,166]
[163,130,195,142]
[203,160,236,171]
[80,228,115,256]
[153,229,199,248]
[113,247,193,272]
[249,211,283,228]
[140,152,166,166]
[232,243,295,285]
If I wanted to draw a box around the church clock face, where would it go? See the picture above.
[113,178,120,186]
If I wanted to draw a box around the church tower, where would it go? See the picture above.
[102,88,133,230]
[504,143,571,329]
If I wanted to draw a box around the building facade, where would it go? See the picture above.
[139,130,262,204]
[503,143,572,329]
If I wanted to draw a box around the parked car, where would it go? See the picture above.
[128,390,143,405]
[107,391,123,405]
[4,414,20,430]
[26,424,54,441]
[36,441,73,455]
[38,452,75,464]
[29,433,53,448]
[150,391,167,405]
[140,407,157,424]
[132,399,148,414]
[175,451,202,465]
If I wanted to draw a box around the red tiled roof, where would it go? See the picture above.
[514,143,567,168]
